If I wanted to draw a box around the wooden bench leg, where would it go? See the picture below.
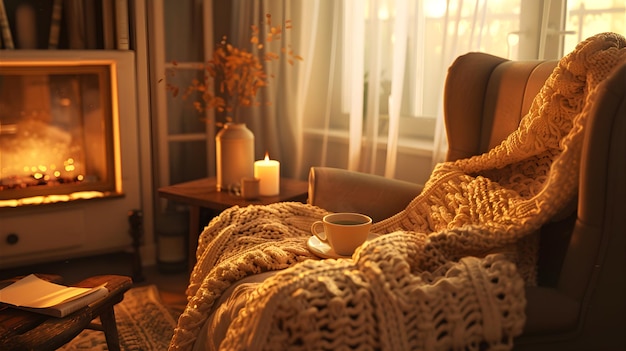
[99,305,121,351]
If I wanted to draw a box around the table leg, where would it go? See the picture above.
[188,206,200,272]
[100,305,121,351]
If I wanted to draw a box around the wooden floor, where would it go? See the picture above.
[0,252,190,315]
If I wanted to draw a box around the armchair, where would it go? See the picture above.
[308,52,626,350]
[170,33,625,351]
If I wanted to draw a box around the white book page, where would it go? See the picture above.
[0,274,101,308]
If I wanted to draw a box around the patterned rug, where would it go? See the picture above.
[59,285,178,350]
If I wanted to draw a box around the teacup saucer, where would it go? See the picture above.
[307,233,379,259]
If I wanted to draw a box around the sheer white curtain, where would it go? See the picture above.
[229,0,524,181]
[296,0,524,180]
[228,0,312,179]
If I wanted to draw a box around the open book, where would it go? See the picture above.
[0,274,108,318]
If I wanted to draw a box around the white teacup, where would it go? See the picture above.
[310,213,372,256]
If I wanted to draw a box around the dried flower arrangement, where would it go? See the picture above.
[166,14,302,125]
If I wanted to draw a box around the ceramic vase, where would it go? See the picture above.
[215,123,255,191]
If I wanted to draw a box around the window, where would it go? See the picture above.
[337,0,526,144]
[336,0,624,145]
[564,0,625,54]
[361,0,524,120]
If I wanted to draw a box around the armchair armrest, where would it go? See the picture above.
[307,167,423,222]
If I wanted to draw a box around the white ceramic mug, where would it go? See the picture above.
[310,213,372,256]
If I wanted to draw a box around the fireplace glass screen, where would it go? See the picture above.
[0,65,117,204]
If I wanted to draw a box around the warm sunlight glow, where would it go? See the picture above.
[424,0,447,18]
[378,3,390,20]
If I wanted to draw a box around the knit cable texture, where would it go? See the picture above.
[169,32,626,351]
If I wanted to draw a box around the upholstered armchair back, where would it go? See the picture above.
[443,52,557,161]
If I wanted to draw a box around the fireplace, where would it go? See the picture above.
[0,50,143,268]
[0,60,119,205]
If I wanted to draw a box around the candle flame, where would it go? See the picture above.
[264,152,270,161]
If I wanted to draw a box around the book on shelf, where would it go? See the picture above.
[101,0,115,49]
[0,0,14,49]
[64,0,86,49]
[82,0,98,49]
[0,274,109,318]
[1,0,131,50]
[48,0,63,49]
[114,0,129,49]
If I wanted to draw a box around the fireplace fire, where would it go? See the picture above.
[0,58,120,207]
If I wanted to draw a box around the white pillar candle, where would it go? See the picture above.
[254,153,280,196]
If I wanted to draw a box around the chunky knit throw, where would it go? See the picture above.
[169,33,626,351]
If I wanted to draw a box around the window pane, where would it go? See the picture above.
[564,1,626,54]
[418,1,522,117]
[164,0,206,62]
[166,68,208,134]
[168,141,207,185]
[361,0,522,119]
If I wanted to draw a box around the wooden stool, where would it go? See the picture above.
[0,274,133,351]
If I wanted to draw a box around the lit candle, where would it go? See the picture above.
[254,153,280,196]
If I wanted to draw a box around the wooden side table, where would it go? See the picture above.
[158,177,309,270]
[0,274,133,351]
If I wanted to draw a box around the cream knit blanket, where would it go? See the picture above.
[169,33,626,351]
